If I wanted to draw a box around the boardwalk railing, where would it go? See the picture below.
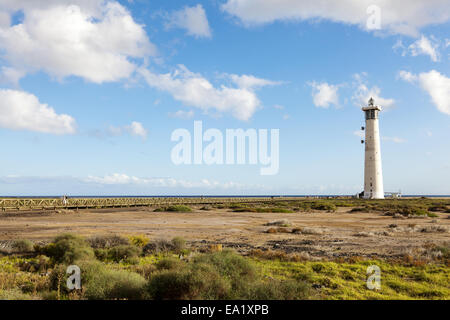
[0,197,291,211]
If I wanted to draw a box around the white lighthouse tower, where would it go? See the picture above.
[362,98,384,199]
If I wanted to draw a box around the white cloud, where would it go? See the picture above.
[127,121,147,139]
[408,35,440,62]
[84,173,262,190]
[352,73,395,109]
[397,70,418,83]
[382,136,406,143]
[399,70,450,115]
[169,110,195,119]
[0,67,25,85]
[221,0,450,36]
[0,1,155,84]
[309,81,339,108]
[228,74,280,89]
[165,4,211,38]
[108,121,148,139]
[418,70,450,115]
[393,35,442,62]
[139,65,277,120]
[0,89,76,134]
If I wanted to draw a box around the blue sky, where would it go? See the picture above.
[0,0,449,196]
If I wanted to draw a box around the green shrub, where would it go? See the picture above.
[193,250,257,295]
[128,235,149,248]
[311,203,337,212]
[41,234,95,264]
[154,205,192,212]
[104,245,141,263]
[155,257,184,271]
[148,263,230,300]
[11,239,34,253]
[428,205,448,212]
[171,237,186,253]
[50,260,146,300]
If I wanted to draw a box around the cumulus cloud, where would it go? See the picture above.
[393,35,441,62]
[228,74,280,89]
[139,65,277,120]
[309,81,339,108]
[0,89,76,134]
[127,121,147,139]
[418,71,450,115]
[165,4,211,38]
[397,70,418,83]
[108,121,148,139]
[221,0,450,36]
[84,173,262,190]
[352,73,395,109]
[408,35,440,62]
[0,1,155,84]
[399,70,450,115]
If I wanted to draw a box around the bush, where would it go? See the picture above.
[11,239,34,253]
[41,234,95,264]
[311,203,337,212]
[428,205,448,212]
[128,235,149,248]
[171,237,186,253]
[147,250,310,300]
[155,257,184,271]
[50,260,146,300]
[154,205,192,212]
[106,245,142,263]
[143,239,175,255]
[193,250,257,295]
[88,235,129,249]
[147,263,230,300]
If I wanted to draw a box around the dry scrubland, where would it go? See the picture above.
[0,198,449,300]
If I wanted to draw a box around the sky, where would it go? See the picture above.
[0,0,449,196]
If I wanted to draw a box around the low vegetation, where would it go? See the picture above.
[0,230,448,300]
[154,205,192,212]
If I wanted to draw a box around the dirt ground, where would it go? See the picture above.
[0,206,449,259]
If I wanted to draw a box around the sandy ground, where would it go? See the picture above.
[0,206,449,259]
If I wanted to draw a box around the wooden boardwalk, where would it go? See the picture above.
[0,197,290,211]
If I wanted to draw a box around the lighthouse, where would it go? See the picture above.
[362,98,384,199]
